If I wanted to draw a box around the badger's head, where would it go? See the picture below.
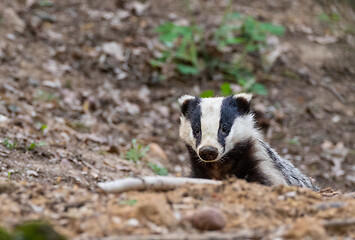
[179,93,260,163]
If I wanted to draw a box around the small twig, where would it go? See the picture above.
[98,176,222,193]
[323,218,355,228]
[102,231,259,240]
[320,83,346,103]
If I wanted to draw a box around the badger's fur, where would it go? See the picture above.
[179,94,318,190]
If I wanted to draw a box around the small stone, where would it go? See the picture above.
[6,33,16,40]
[149,143,168,160]
[0,115,9,124]
[126,218,139,227]
[331,115,341,123]
[285,191,297,198]
[188,207,226,231]
[26,170,38,177]
[102,42,125,61]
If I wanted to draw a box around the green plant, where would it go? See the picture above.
[7,171,13,180]
[27,143,37,151]
[220,83,233,96]
[317,12,340,23]
[200,81,264,98]
[286,137,301,146]
[2,139,17,150]
[148,163,168,176]
[200,90,215,98]
[125,139,149,163]
[151,9,285,95]
[27,142,46,151]
[13,221,66,240]
[214,13,285,52]
[200,83,232,98]
[151,23,202,76]
[36,122,48,133]
[0,221,65,240]
[38,1,54,7]
[119,199,138,206]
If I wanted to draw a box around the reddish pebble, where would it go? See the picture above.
[189,207,226,231]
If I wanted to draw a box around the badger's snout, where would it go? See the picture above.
[199,146,218,161]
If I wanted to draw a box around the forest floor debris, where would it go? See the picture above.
[0,180,355,239]
[0,0,354,239]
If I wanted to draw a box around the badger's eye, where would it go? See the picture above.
[221,125,229,134]
[193,127,200,135]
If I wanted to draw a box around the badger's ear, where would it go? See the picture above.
[234,93,253,102]
[233,93,252,114]
[178,95,195,116]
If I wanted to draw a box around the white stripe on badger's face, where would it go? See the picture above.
[179,116,196,148]
[223,114,261,155]
[199,97,224,161]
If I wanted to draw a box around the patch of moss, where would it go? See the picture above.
[0,221,66,240]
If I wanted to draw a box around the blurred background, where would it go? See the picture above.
[0,0,354,194]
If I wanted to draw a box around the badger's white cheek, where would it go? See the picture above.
[224,114,260,153]
[179,117,196,149]
[224,134,235,155]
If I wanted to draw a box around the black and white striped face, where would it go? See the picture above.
[179,94,258,162]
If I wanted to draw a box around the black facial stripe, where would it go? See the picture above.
[184,98,202,147]
[218,96,249,148]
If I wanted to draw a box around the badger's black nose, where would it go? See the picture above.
[199,146,218,161]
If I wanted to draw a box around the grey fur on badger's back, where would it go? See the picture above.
[178,93,318,191]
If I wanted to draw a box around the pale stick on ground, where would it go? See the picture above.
[98,176,222,193]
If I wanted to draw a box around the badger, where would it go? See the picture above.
[179,93,318,190]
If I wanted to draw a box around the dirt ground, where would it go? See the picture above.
[0,0,354,239]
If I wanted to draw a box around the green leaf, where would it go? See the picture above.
[200,90,214,98]
[119,199,138,206]
[27,142,37,150]
[227,12,243,20]
[149,59,164,67]
[154,22,175,34]
[188,41,198,65]
[148,163,168,176]
[245,43,259,52]
[250,83,268,95]
[177,64,199,75]
[220,83,233,96]
[317,13,331,23]
[125,139,149,163]
[238,76,255,90]
[39,1,54,7]
[40,124,47,132]
[154,22,196,46]
[2,139,17,149]
[331,13,340,22]
[259,22,285,36]
[225,37,244,45]
[286,138,301,146]
[158,75,166,81]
